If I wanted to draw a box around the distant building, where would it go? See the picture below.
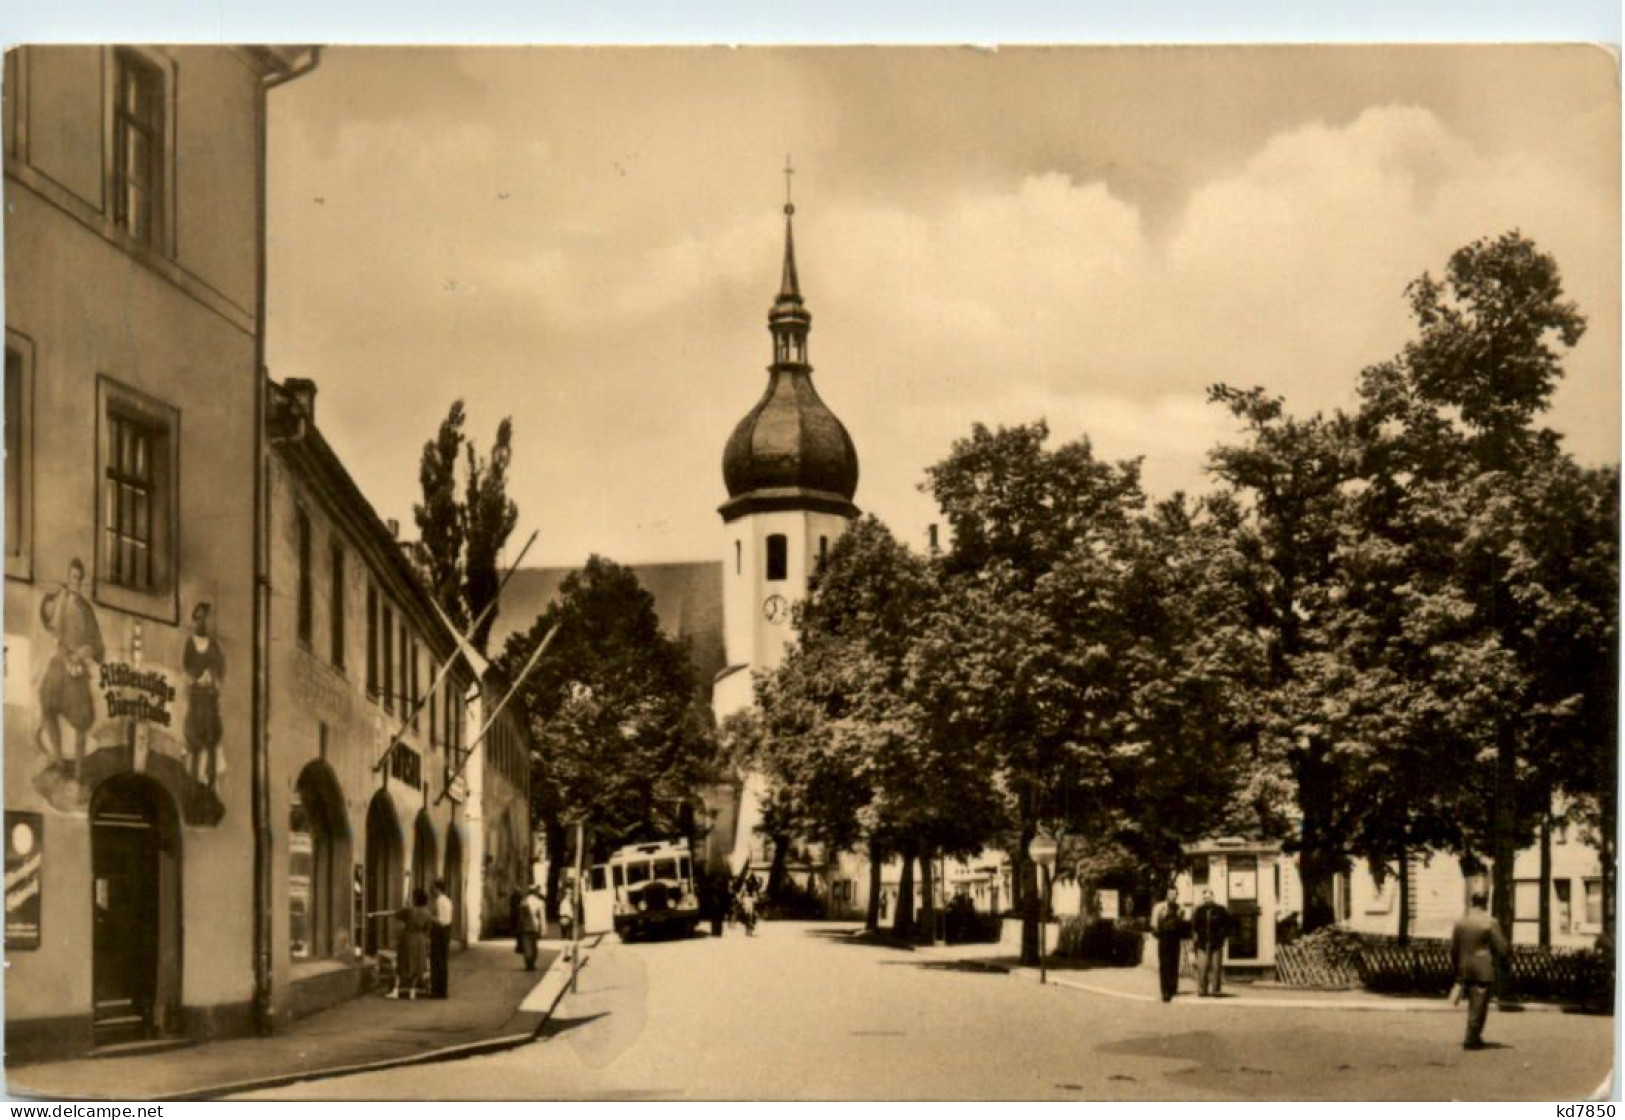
[266,378,480,1022]
[3,45,317,1060]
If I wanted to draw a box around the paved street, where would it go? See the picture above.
[238,922,1614,1101]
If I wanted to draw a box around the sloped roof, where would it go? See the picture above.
[487,561,726,690]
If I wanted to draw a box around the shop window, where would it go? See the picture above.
[290,764,352,961]
[766,534,788,582]
[96,377,177,618]
[112,49,169,252]
[5,334,34,580]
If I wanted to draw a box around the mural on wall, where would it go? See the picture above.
[34,558,103,784]
[30,567,227,825]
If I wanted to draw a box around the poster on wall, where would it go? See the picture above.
[6,811,43,949]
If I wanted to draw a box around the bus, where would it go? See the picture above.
[583,840,702,941]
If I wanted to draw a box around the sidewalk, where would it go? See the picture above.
[7,940,566,1102]
[900,935,1579,1014]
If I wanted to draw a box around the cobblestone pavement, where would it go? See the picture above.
[236,921,1615,1101]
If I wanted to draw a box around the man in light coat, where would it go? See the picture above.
[1451,891,1509,1050]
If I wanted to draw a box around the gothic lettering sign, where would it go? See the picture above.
[389,742,422,789]
[100,662,177,725]
[6,812,43,950]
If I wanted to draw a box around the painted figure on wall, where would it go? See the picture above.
[182,601,224,791]
[36,557,104,781]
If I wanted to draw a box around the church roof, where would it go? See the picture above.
[487,561,726,691]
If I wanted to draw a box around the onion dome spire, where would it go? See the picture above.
[769,158,811,367]
[719,161,859,523]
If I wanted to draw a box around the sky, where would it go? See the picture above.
[264,45,1620,568]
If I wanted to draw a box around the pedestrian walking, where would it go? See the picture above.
[518,886,545,971]
[1451,890,1509,1050]
[368,889,434,999]
[1152,886,1186,1002]
[1190,889,1231,997]
[738,882,758,937]
[429,879,454,999]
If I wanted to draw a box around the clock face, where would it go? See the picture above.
[762,594,789,624]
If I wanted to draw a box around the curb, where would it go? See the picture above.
[126,944,596,1103]
[1012,969,1575,1014]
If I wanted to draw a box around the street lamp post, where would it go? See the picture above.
[1027,835,1059,985]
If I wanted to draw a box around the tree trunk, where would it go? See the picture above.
[1538,811,1552,948]
[1397,850,1411,946]
[864,836,883,931]
[1019,820,1040,966]
[1296,746,1341,931]
[542,817,566,923]
[919,848,937,945]
[892,843,916,937]
[766,834,791,900]
[1492,722,1518,939]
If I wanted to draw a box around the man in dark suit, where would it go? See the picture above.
[1190,889,1231,997]
[1451,891,1509,1049]
[1152,887,1186,1002]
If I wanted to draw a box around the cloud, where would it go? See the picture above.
[269,90,1617,569]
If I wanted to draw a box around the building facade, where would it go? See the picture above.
[266,379,479,1021]
[3,45,315,1061]
[467,666,532,940]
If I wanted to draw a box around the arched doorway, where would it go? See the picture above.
[91,775,181,1044]
[411,811,437,903]
[363,791,403,954]
[291,763,352,960]
[443,826,465,944]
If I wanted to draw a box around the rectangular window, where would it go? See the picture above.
[104,413,156,591]
[398,621,409,713]
[329,543,345,668]
[5,336,34,580]
[429,666,439,747]
[382,605,394,712]
[295,508,313,646]
[97,378,177,616]
[409,639,420,731]
[1584,879,1602,928]
[1513,879,1540,924]
[366,584,379,697]
[113,50,165,249]
[1190,857,1209,887]
[766,534,788,582]
[1555,879,1573,935]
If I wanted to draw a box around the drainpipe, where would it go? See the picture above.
[252,45,322,1037]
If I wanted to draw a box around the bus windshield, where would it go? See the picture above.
[653,858,678,880]
[624,861,651,885]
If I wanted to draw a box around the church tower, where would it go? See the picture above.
[713,176,860,723]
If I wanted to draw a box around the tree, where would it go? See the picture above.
[918,422,1145,961]
[1204,386,1361,930]
[1353,231,1593,936]
[752,515,1002,937]
[411,400,519,652]
[502,556,719,917]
